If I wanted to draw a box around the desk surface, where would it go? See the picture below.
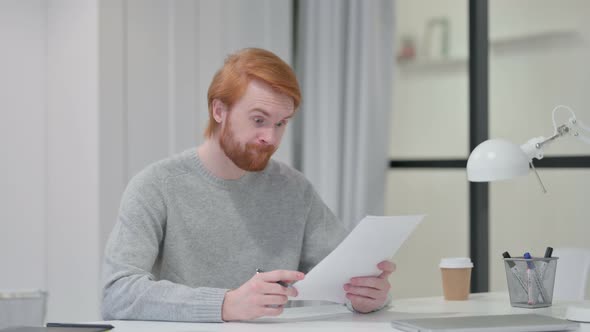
[101,292,590,331]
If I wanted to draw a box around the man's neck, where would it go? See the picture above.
[197,138,247,180]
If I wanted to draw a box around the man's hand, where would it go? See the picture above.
[222,270,304,321]
[344,260,395,313]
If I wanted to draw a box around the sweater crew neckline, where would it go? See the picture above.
[186,148,264,189]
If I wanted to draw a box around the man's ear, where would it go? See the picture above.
[211,99,228,124]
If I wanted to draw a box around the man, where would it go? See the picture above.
[101,48,394,322]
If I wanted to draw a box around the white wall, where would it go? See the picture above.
[1,0,102,321]
[46,0,101,320]
[1,0,293,321]
[0,0,47,292]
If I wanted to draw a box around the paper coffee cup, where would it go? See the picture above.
[440,257,473,301]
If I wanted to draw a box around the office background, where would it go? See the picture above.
[1,0,589,323]
[387,0,590,301]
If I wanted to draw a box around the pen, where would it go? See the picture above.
[540,246,553,280]
[524,252,535,305]
[256,268,290,287]
[524,252,547,304]
[544,247,553,258]
[502,252,528,296]
[46,323,114,330]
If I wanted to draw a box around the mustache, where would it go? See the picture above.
[246,142,276,153]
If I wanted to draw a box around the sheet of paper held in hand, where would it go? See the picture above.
[290,214,424,303]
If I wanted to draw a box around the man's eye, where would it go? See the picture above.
[276,120,288,128]
[253,118,264,124]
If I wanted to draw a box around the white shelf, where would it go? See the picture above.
[396,28,579,71]
[490,28,578,47]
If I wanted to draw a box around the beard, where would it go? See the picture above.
[219,118,276,172]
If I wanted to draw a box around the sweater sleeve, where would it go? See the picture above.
[101,169,227,323]
[297,185,349,274]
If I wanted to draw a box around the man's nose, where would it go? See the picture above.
[258,128,277,146]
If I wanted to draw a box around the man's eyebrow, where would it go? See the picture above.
[251,108,294,120]
[251,109,271,117]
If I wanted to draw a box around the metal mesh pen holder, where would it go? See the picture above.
[503,257,558,308]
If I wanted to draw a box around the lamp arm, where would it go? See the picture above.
[520,106,590,161]
[569,117,590,145]
[520,136,547,161]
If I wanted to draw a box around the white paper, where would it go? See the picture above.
[291,214,424,303]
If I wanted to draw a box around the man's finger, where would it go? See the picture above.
[259,269,305,283]
[378,261,396,279]
[346,294,381,313]
[262,282,299,297]
[378,260,396,273]
[349,276,389,290]
[378,270,393,279]
[344,284,384,299]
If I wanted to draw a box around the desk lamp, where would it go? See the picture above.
[466,105,590,322]
[467,105,590,192]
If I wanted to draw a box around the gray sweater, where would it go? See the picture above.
[101,148,349,322]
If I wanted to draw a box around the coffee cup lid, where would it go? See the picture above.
[439,257,473,268]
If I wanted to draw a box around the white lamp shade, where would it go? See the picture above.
[467,139,530,182]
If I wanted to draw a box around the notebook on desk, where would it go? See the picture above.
[391,314,579,332]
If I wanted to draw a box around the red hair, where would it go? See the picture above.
[204,48,301,138]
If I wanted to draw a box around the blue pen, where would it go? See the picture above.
[524,252,547,304]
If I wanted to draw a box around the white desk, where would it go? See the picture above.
[101,292,590,331]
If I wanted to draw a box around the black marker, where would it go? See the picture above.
[540,246,554,280]
[544,247,553,258]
